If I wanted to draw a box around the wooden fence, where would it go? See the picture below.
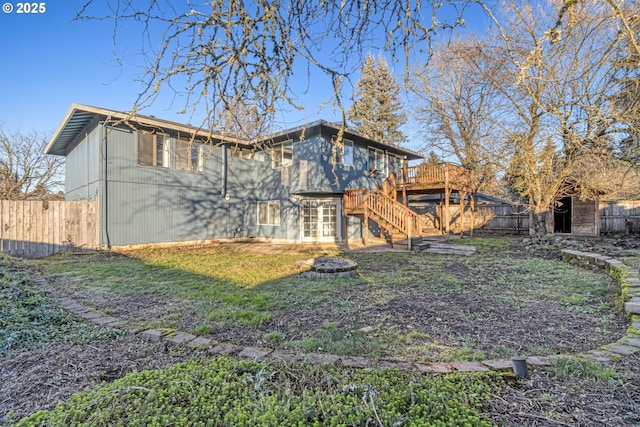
[599,200,640,234]
[0,199,99,258]
[416,200,640,235]
[413,203,530,235]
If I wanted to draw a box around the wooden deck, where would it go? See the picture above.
[344,162,477,243]
[395,163,474,194]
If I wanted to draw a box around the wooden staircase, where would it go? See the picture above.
[343,188,421,248]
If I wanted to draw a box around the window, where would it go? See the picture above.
[388,154,404,171]
[333,138,354,167]
[231,146,254,160]
[271,140,293,168]
[176,138,205,172]
[138,133,169,168]
[368,147,385,173]
[258,200,281,226]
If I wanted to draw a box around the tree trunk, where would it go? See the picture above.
[531,211,548,236]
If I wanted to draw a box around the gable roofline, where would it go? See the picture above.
[46,104,246,156]
[258,119,424,160]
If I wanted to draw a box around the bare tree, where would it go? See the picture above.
[610,1,640,167]
[0,127,64,200]
[410,37,509,194]
[74,0,472,132]
[476,0,639,234]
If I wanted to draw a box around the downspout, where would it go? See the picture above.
[102,117,111,249]
[222,144,228,198]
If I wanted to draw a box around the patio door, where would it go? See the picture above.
[301,200,337,242]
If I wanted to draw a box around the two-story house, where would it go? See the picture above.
[45,104,424,248]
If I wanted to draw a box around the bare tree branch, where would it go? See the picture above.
[74,0,469,131]
[0,126,64,200]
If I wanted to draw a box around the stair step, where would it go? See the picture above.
[390,236,423,250]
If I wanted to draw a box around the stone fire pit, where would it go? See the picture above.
[296,257,358,279]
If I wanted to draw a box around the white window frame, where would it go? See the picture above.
[333,138,354,167]
[257,200,281,226]
[231,146,254,160]
[388,153,404,172]
[368,147,385,173]
[271,140,293,168]
[138,133,169,168]
[176,138,206,173]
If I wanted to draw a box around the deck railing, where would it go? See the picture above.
[344,189,420,237]
[396,163,473,190]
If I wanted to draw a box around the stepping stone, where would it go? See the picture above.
[618,336,640,348]
[482,359,514,371]
[581,350,618,363]
[301,352,341,365]
[166,332,197,346]
[209,343,242,355]
[376,359,413,370]
[77,310,103,320]
[339,356,371,368]
[140,328,172,342]
[604,343,639,356]
[526,356,552,366]
[237,346,273,359]
[449,361,491,372]
[413,362,453,374]
[269,350,304,363]
[624,299,640,315]
[186,337,213,348]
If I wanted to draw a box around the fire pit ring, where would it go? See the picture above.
[296,257,358,279]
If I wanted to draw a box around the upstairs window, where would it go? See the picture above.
[231,146,254,160]
[388,154,404,171]
[333,138,354,167]
[176,138,205,172]
[368,147,385,173]
[271,140,293,168]
[138,134,169,168]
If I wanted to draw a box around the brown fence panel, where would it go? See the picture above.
[0,199,99,258]
[600,200,640,234]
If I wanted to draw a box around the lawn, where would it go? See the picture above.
[39,238,626,362]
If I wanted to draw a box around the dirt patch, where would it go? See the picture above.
[367,292,626,358]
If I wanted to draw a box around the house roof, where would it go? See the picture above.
[45,104,242,156]
[259,119,424,160]
[46,105,424,160]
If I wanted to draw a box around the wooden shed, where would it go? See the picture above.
[544,195,600,237]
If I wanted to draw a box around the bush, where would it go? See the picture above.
[15,356,501,426]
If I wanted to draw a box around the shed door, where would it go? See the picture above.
[302,200,337,242]
[554,197,572,233]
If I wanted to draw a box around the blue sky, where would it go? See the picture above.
[0,1,489,147]
[0,2,349,135]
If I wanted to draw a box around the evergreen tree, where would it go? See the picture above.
[348,54,407,145]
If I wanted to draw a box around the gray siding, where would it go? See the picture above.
[64,119,411,246]
[65,120,101,201]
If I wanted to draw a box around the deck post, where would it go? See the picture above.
[470,193,475,237]
[343,197,349,246]
[407,216,412,251]
[402,167,407,206]
[459,191,466,237]
[363,210,369,246]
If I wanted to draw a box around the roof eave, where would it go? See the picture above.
[46,104,246,157]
